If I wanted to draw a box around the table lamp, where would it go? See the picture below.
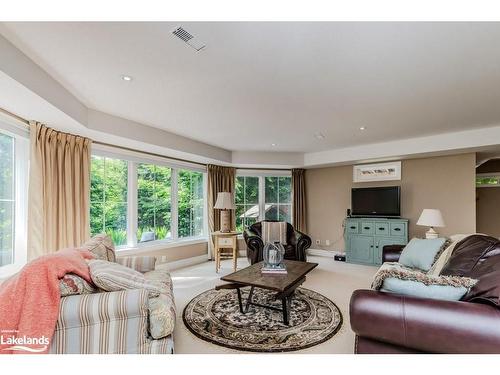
[214,192,235,232]
[417,209,445,239]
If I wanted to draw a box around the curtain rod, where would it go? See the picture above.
[0,106,291,171]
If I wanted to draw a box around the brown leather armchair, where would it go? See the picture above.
[243,221,311,264]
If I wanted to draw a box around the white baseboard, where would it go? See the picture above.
[307,248,341,258]
[156,254,208,271]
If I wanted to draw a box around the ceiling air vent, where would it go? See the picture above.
[172,26,206,52]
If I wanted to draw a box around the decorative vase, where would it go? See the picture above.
[263,241,285,268]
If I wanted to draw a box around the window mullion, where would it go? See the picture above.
[171,168,179,241]
[127,161,137,247]
[259,176,265,221]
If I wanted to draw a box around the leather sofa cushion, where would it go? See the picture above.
[462,268,500,307]
[440,235,500,277]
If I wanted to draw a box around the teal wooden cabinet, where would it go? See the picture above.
[345,217,408,266]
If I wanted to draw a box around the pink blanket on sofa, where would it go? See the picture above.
[0,248,94,354]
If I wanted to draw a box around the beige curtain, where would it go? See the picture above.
[207,164,236,259]
[28,121,92,260]
[292,168,307,233]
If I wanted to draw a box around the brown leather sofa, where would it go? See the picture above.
[243,221,311,264]
[350,235,500,354]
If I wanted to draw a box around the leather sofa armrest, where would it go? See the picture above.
[294,229,312,261]
[382,244,405,263]
[350,289,500,353]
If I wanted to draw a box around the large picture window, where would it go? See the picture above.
[0,124,28,276]
[178,169,204,238]
[235,176,259,232]
[90,156,128,246]
[0,132,14,267]
[235,174,292,232]
[137,163,172,242]
[265,176,292,222]
[90,152,207,249]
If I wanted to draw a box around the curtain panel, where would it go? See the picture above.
[207,164,236,260]
[28,122,92,260]
[292,168,307,233]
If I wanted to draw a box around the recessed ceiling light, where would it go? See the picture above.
[121,75,133,81]
[314,132,325,140]
[271,143,277,147]
[359,126,366,131]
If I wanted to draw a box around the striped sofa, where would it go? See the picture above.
[49,255,174,354]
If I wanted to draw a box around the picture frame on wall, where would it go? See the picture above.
[353,161,402,182]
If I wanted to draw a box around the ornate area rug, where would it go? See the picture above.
[182,287,342,352]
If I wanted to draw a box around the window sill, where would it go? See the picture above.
[0,263,24,281]
[116,237,208,256]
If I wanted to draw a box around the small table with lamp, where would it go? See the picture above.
[212,231,240,273]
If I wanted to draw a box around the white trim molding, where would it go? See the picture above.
[155,254,208,272]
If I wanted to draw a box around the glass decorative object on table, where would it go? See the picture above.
[263,241,285,269]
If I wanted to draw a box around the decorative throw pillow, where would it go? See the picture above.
[398,237,447,271]
[144,270,175,339]
[148,293,176,339]
[428,237,465,276]
[373,262,477,301]
[59,274,98,297]
[88,259,163,297]
[83,234,116,262]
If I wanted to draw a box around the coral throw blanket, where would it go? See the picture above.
[0,248,94,354]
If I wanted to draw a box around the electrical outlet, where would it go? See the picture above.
[325,240,331,246]
[315,239,321,245]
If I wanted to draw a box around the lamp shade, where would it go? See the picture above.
[214,192,235,210]
[417,209,445,228]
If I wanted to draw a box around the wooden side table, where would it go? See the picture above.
[212,231,239,273]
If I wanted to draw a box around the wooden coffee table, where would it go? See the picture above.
[216,260,318,325]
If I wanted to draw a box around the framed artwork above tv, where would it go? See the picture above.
[353,161,402,183]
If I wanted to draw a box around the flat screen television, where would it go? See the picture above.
[351,186,401,217]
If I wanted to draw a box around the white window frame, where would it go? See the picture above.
[91,145,208,252]
[235,170,292,231]
[0,121,28,278]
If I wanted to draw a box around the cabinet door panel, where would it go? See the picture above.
[348,236,373,264]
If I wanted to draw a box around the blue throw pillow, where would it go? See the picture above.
[381,278,468,301]
[399,238,447,271]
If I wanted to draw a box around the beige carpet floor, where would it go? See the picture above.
[170,255,378,354]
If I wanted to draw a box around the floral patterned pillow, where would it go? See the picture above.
[144,270,176,339]
[59,274,98,297]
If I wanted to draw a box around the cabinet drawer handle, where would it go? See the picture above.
[376,246,379,248]
[394,228,401,231]
[350,226,356,229]
[364,227,371,230]
[370,245,373,248]
[378,227,385,231]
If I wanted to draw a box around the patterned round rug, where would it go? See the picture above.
[182,287,342,352]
